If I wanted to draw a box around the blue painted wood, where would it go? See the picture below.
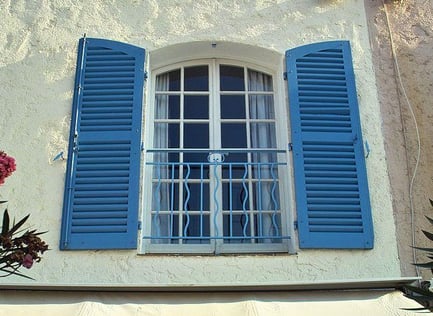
[286,41,374,249]
[60,38,145,250]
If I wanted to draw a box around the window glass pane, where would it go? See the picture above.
[183,183,209,211]
[183,215,210,244]
[154,123,180,148]
[222,182,249,211]
[155,95,180,119]
[183,153,210,179]
[151,179,180,244]
[220,65,245,91]
[184,123,209,148]
[221,123,247,148]
[223,214,251,243]
[151,183,179,212]
[185,66,208,91]
[156,69,180,91]
[252,182,280,211]
[220,95,245,119]
[152,153,181,179]
[247,69,272,91]
[250,123,276,148]
[184,95,209,119]
[248,95,274,119]
[151,214,179,244]
[254,214,282,243]
[222,152,248,179]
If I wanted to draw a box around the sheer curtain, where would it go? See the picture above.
[152,73,171,243]
[248,70,278,242]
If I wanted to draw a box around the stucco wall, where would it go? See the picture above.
[365,0,433,278]
[0,0,402,285]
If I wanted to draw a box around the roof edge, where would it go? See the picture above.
[0,277,420,293]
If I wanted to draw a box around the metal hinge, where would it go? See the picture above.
[283,72,288,80]
[288,143,293,151]
[138,221,142,230]
[144,71,148,80]
[293,220,298,230]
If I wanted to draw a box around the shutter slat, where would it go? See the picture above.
[73,205,128,212]
[286,41,374,249]
[82,89,135,95]
[61,38,145,250]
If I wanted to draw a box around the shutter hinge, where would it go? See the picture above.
[73,133,78,152]
[293,220,298,230]
[138,221,142,230]
[144,71,148,80]
[283,72,288,80]
[288,143,293,151]
[140,142,144,151]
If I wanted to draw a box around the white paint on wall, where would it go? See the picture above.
[0,0,402,285]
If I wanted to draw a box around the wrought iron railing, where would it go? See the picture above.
[143,149,290,245]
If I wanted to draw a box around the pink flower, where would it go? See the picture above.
[0,151,16,185]
[22,254,33,269]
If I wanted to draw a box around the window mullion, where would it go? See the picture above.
[211,59,223,252]
[179,66,185,245]
[243,66,257,243]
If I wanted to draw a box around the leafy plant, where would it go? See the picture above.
[0,150,48,279]
[403,199,433,311]
[0,202,49,279]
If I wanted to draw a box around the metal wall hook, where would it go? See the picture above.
[53,151,65,161]
[365,140,371,158]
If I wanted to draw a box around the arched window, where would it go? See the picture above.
[142,58,292,253]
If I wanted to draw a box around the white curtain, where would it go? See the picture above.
[152,73,171,243]
[248,70,278,242]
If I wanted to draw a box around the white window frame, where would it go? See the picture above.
[140,44,295,254]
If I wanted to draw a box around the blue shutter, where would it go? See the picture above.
[60,38,145,250]
[286,41,374,249]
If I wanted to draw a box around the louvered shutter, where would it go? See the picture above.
[60,38,145,250]
[286,41,374,249]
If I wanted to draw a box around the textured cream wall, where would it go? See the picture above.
[0,0,402,285]
[365,0,433,278]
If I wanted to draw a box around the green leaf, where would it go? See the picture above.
[0,257,11,264]
[413,246,433,252]
[404,285,433,296]
[32,231,47,236]
[405,293,433,300]
[0,267,34,280]
[1,209,10,236]
[422,230,433,242]
[414,262,433,268]
[8,214,30,236]
[401,307,431,311]
[426,216,433,226]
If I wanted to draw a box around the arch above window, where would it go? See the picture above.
[149,41,283,70]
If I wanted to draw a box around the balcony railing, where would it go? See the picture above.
[143,149,290,247]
